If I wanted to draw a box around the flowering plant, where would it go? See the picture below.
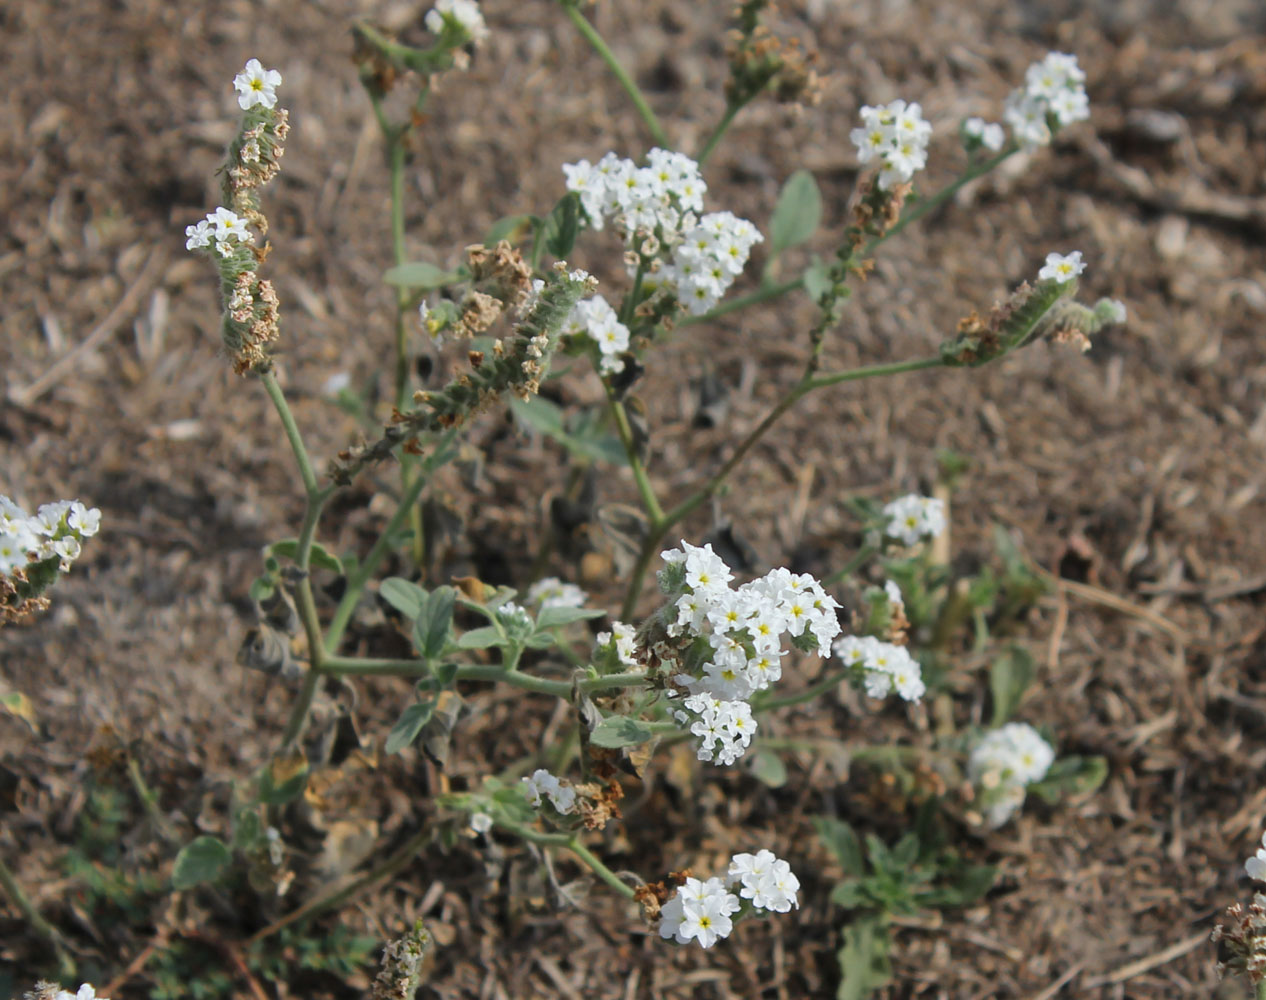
[9,2,1132,995]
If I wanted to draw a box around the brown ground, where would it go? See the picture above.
[4,0,1266,997]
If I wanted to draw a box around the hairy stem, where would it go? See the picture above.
[605,389,663,523]
[696,101,742,166]
[261,370,335,749]
[562,3,669,148]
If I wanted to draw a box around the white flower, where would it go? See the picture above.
[882,493,946,546]
[526,577,587,610]
[850,99,933,190]
[55,986,108,1000]
[963,116,1005,151]
[425,0,489,44]
[208,206,253,245]
[1038,250,1086,283]
[469,812,493,834]
[184,218,213,251]
[659,877,740,948]
[233,59,282,111]
[1246,832,1266,882]
[967,723,1054,827]
[1003,52,1089,150]
[521,769,577,814]
[596,620,639,669]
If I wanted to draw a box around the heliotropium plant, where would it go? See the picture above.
[9,2,1138,994]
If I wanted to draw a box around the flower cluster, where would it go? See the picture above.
[1,496,100,577]
[657,541,841,765]
[561,293,630,374]
[561,149,762,316]
[595,619,639,669]
[849,99,932,190]
[665,211,764,316]
[882,493,946,546]
[659,851,799,948]
[1038,250,1086,284]
[1003,52,1090,151]
[525,576,588,610]
[967,722,1054,827]
[521,768,577,814]
[963,116,1005,152]
[425,0,489,45]
[832,635,925,702]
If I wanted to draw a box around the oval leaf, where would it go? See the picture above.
[543,192,581,260]
[770,169,822,257]
[989,645,1035,726]
[381,578,428,620]
[172,836,232,890]
[269,539,343,574]
[457,626,506,649]
[748,748,788,788]
[536,605,604,629]
[383,262,463,290]
[589,715,654,749]
[258,747,309,806]
[385,700,436,755]
[415,586,456,659]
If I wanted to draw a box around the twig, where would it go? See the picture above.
[101,926,173,996]
[1024,960,1086,1000]
[9,250,166,406]
[1044,573,1190,643]
[1079,930,1207,988]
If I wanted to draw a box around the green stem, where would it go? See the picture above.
[322,657,648,699]
[323,432,455,654]
[861,146,1017,258]
[568,837,638,899]
[389,140,410,412]
[260,371,335,749]
[696,102,741,166]
[562,3,669,148]
[0,852,76,979]
[127,757,179,845]
[605,389,663,523]
[494,821,637,900]
[1255,981,1266,1000]
[822,543,878,588]
[680,276,803,328]
[752,669,851,713]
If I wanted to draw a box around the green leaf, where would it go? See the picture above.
[536,605,604,629]
[802,256,832,303]
[589,715,655,749]
[172,836,232,890]
[269,539,343,574]
[433,662,459,687]
[989,645,1035,726]
[836,915,892,1000]
[748,748,788,788]
[258,748,309,806]
[485,214,534,246]
[1027,755,1107,805]
[385,700,436,755]
[413,586,456,659]
[457,626,505,649]
[381,578,428,620]
[383,261,463,290]
[920,863,997,908]
[891,832,920,868]
[525,632,556,649]
[829,880,871,909]
[543,191,582,259]
[232,809,264,851]
[249,577,276,603]
[508,396,629,467]
[770,169,822,257]
[814,816,865,877]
